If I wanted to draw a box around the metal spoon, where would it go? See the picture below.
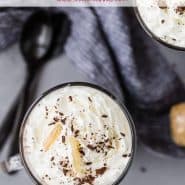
[2,10,70,165]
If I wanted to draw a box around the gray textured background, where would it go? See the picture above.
[0,44,185,184]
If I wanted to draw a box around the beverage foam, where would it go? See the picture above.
[22,85,133,185]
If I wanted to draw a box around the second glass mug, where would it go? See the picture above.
[1,82,136,185]
[134,1,185,51]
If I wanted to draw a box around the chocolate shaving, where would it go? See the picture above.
[63,169,69,176]
[87,144,96,151]
[88,97,92,102]
[53,117,59,122]
[122,154,128,158]
[96,167,107,176]
[98,141,104,145]
[62,136,65,143]
[107,145,114,149]
[61,117,67,125]
[86,162,92,165]
[79,148,85,156]
[50,157,55,161]
[69,96,73,101]
[102,114,108,118]
[175,6,185,15]
[74,175,95,185]
[120,132,125,137]
[71,124,74,132]
[161,19,165,24]
[63,163,68,168]
[74,130,80,137]
[59,112,64,116]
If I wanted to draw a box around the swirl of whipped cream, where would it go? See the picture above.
[22,85,133,185]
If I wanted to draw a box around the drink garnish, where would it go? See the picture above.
[68,136,84,175]
[43,123,62,151]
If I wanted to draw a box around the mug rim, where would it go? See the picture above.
[134,6,185,51]
[19,82,137,185]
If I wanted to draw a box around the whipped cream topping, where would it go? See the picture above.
[136,0,185,48]
[22,85,133,185]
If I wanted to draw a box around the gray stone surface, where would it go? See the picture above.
[0,44,185,185]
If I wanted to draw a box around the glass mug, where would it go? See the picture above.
[134,3,185,51]
[1,82,136,185]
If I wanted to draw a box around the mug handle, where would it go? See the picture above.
[0,154,23,173]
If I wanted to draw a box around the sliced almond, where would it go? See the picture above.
[44,122,62,151]
[68,137,84,175]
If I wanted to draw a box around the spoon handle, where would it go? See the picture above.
[0,97,19,152]
[8,69,39,170]
[0,154,23,174]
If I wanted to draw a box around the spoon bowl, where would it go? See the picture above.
[20,10,53,69]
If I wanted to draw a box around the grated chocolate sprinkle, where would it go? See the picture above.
[96,167,107,176]
[59,112,64,116]
[74,130,80,137]
[62,136,65,143]
[71,124,74,132]
[61,117,67,125]
[69,96,73,101]
[120,132,125,137]
[79,148,85,156]
[122,154,128,158]
[50,157,55,161]
[53,117,59,122]
[87,144,96,151]
[88,97,92,102]
[102,114,108,118]
[86,162,92,165]
[175,6,185,15]
[63,169,69,176]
